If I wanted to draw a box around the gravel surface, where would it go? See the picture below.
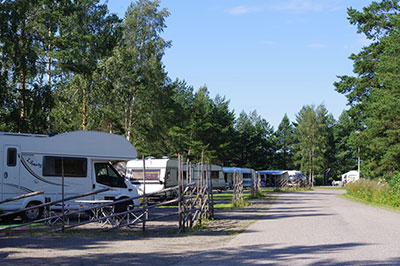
[176,189,400,266]
[0,193,275,265]
[4,189,400,266]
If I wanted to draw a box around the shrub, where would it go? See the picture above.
[346,179,400,208]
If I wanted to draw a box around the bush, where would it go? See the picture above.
[346,179,400,208]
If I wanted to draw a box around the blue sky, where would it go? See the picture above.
[106,0,370,129]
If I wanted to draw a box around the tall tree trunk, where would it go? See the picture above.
[82,87,87,130]
[19,70,26,126]
[126,94,135,141]
[18,19,26,132]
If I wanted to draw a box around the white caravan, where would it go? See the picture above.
[0,131,140,221]
[222,167,244,189]
[193,163,226,191]
[342,170,360,185]
[126,158,179,199]
[241,168,256,188]
[126,159,227,198]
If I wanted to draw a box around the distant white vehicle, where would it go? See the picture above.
[342,170,360,185]
[126,158,226,199]
[287,170,308,186]
[0,131,140,221]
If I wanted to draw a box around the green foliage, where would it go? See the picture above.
[232,110,277,169]
[334,0,400,180]
[275,114,295,170]
[346,179,400,208]
[293,104,333,181]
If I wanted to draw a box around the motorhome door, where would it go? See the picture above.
[3,145,21,200]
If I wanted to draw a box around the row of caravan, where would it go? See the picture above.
[125,158,257,197]
[0,131,256,221]
[0,130,307,221]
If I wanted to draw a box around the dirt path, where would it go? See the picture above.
[0,194,276,265]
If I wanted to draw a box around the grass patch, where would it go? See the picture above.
[346,179,400,208]
[214,203,234,209]
[340,193,400,213]
[0,222,45,228]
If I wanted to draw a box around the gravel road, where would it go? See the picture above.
[176,189,400,266]
[2,189,400,266]
[0,193,274,265]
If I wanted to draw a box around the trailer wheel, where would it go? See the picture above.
[21,202,43,222]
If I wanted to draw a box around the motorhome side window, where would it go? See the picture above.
[7,148,17,167]
[43,157,87,177]
[95,163,127,188]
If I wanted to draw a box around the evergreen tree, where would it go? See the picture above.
[275,114,294,170]
[334,0,400,178]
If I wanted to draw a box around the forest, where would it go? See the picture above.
[1,0,399,184]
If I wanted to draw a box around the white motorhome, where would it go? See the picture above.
[126,159,227,198]
[287,170,308,187]
[0,131,140,221]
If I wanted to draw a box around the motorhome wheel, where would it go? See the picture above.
[21,202,43,222]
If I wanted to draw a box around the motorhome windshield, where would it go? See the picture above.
[95,163,127,188]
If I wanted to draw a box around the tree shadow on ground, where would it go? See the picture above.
[1,242,399,266]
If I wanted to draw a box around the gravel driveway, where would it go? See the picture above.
[176,189,400,266]
[0,193,275,265]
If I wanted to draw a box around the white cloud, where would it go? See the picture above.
[226,5,261,15]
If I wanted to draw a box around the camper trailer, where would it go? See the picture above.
[222,167,256,189]
[241,168,256,188]
[342,170,360,185]
[193,163,226,191]
[126,158,179,199]
[0,131,140,221]
[126,159,227,198]
[222,167,243,189]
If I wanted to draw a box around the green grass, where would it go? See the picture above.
[213,203,234,209]
[340,193,400,213]
[0,222,44,228]
[346,179,400,208]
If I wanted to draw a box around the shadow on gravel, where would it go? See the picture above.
[2,242,399,266]
[171,242,400,266]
